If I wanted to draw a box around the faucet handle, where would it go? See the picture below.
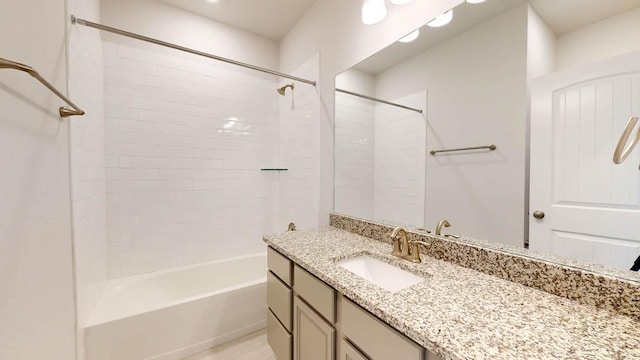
[412,240,431,247]
[409,242,421,263]
[408,240,430,263]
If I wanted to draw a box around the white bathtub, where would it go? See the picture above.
[85,254,267,360]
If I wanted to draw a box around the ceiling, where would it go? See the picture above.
[159,0,317,41]
[355,0,640,75]
[156,0,640,50]
[530,0,640,35]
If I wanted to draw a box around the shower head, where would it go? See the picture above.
[277,83,295,96]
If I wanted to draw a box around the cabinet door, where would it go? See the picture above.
[293,296,335,360]
[340,340,368,360]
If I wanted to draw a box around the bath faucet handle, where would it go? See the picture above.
[408,240,430,263]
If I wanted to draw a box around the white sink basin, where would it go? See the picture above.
[337,255,424,293]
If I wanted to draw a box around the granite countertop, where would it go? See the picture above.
[263,227,640,360]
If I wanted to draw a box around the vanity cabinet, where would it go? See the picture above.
[342,298,431,360]
[267,246,442,360]
[267,247,293,360]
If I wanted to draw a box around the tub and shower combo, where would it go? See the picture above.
[85,254,267,360]
[70,11,317,360]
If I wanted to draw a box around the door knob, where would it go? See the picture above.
[532,210,545,219]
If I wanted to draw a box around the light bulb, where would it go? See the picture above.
[390,0,412,4]
[362,0,387,25]
[399,29,419,43]
[427,9,453,28]
[466,0,486,3]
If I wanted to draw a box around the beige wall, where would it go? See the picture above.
[0,0,76,359]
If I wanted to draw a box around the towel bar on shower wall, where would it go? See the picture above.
[430,144,497,156]
[0,56,85,118]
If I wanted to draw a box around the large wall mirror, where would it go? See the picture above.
[334,0,640,274]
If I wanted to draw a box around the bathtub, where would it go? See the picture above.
[85,253,267,360]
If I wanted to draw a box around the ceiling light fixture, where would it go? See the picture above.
[398,29,420,43]
[389,0,413,4]
[466,0,486,3]
[426,9,453,28]
[362,0,388,25]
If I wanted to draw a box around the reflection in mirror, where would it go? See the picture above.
[334,0,640,273]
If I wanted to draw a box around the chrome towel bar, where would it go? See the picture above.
[0,56,85,118]
[430,144,496,156]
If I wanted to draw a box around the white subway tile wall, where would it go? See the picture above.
[334,92,375,219]
[67,0,108,350]
[104,42,280,277]
[334,90,426,226]
[374,91,427,225]
[277,54,320,230]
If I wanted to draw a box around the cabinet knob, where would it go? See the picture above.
[532,210,545,219]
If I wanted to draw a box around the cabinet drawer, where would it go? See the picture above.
[340,339,369,360]
[268,271,292,331]
[342,298,423,360]
[268,309,292,360]
[268,247,292,286]
[294,265,336,324]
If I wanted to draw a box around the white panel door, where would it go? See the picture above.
[530,51,640,270]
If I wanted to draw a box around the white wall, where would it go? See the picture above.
[104,41,280,277]
[373,91,426,226]
[335,74,426,225]
[556,6,640,70]
[277,54,321,230]
[527,5,556,80]
[67,0,108,358]
[0,1,76,359]
[334,69,376,219]
[280,0,464,227]
[99,1,282,277]
[374,5,528,246]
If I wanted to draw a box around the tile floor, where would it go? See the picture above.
[183,330,276,360]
